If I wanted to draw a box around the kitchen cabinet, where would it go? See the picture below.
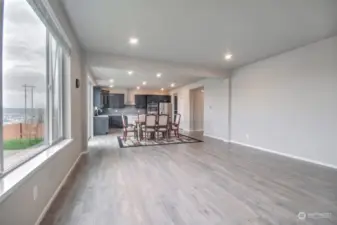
[94,88,125,109]
[93,87,101,107]
[101,90,110,108]
[146,95,157,104]
[144,95,172,105]
[109,94,124,108]
[108,115,124,128]
[157,95,171,103]
[135,95,146,108]
[94,116,109,135]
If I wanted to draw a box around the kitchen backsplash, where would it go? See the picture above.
[102,106,146,115]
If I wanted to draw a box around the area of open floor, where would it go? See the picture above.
[1,1,337,225]
[41,133,337,225]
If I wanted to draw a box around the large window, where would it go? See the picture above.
[0,0,68,174]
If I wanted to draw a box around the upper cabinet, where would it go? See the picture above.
[146,95,171,104]
[94,88,170,109]
[109,94,125,108]
[94,88,125,109]
[135,95,147,109]
[158,95,171,103]
[101,90,110,108]
[146,95,157,104]
[93,87,101,107]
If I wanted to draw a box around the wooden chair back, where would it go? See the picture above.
[145,114,157,127]
[174,114,181,125]
[138,114,146,124]
[121,114,127,128]
[158,114,169,127]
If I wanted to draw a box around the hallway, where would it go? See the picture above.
[41,133,337,225]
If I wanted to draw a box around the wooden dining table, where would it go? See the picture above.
[133,118,173,141]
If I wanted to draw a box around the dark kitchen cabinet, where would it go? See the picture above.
[108,115,124,128]
[109,94,124,108]
[144,95,171,105]
[146,95,154,104]
[164,95,171,102]
[146,95,160,103]
[94,116,109,135]
[158,95,171,103]
[93,87,101,107]
[101,90,110,108]
[135,95,146,108]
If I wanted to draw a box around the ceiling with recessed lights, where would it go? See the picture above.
[62,0,337,87]
[92,67,199,89]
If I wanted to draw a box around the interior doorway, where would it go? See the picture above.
[190,87,204,131]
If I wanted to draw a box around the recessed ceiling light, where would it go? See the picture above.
[142,81,147,85]
[156,73,162,78]
[128,70,133,75]
[109,79,114,82]
[170,83,175,87]
[137,86,140,90]
[161,88,164,91]
[129,37,139,45]
[224,53,233,61]
[109,85,114,88]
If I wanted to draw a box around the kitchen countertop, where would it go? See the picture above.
[94,114,139,117]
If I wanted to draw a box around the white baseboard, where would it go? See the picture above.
[230,140,337,170]
[204,133,229,142]
[181,128,191,132]
[35,151,86,225]
[184,129,204,132]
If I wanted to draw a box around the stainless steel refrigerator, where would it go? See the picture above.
[159,103,172,117]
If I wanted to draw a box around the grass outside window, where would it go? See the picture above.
[4,138,43,150]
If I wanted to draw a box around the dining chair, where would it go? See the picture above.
[171,113,181,138]
[138,114,146,125]
[142,114,157,141]
[156,114,169,140]
[121,114,137,142]
[137,114,146,139]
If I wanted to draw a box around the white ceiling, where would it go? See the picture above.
[62,0,337,88]
[86,53,223,89]
[93,67,201,89]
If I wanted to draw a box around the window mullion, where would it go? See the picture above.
[0,0,4,175]
[45,31,51,146]
[50,36,54,144]
[59,50,63,138]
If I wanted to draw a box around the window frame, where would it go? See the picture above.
[0,0,3,175]
[48,32,64,145]
[0,0,68,177]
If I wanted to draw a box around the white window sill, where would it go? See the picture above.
[0,139,73,203]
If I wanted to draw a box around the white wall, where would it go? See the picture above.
[171,36,337,168]
[190,87,204,131]
[170,78,229,140]
[231,36,337,167]
[170,80,205,130]
[0,1,87,224]
[203,79,230,141]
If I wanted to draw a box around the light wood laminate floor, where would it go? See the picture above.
[41,131,337,225]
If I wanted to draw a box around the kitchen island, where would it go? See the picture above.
[94,107,146,135]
